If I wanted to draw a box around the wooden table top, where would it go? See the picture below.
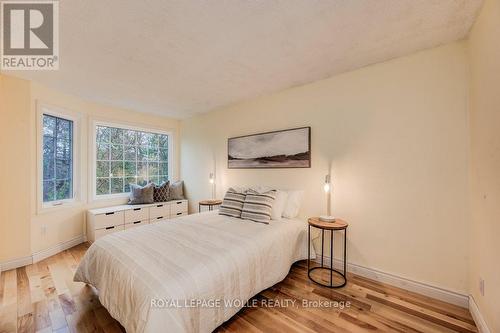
[308,217,348,230]
[199,199,222,205]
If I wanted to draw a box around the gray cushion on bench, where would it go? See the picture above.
[128,183,154,204]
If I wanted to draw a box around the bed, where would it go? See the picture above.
[74,211,310,333]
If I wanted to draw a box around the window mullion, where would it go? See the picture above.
[108,138,111,194]
[122,143,125,192]
[53,117,58,201]
[70,121,73,198]
[135,140,138,187]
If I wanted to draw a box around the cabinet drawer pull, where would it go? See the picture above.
[105,226,115,230]
[105,212,115,216]
[133,208,141,211]
[176,201,182,204]
[177,212,182,216]
[133,221,141,224]
[156,204,163,207]
[157,216,163,220]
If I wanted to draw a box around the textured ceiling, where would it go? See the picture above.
[4,0,483,118]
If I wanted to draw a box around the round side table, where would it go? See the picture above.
[307,217,348,288]
[198,199,222,212]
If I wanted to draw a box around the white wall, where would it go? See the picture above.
[181,42,470,294]
[467,0,500,331]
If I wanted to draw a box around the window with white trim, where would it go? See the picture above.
[95,125,169,196]
[42,114,74,202]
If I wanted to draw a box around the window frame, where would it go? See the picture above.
[37,102,81,212]
[90,120,173,201]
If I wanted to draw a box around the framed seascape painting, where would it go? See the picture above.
[228,127,311,169]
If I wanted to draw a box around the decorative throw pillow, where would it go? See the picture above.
[241,189,277,224]
[219,188,246,218]
[153,181,170,202]
[128,183,154,204]
[169,180,184,200]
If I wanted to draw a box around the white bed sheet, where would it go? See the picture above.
[74,211,310,333]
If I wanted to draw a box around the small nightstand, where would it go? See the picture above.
[307,217,348,288]
[198,199,222,212]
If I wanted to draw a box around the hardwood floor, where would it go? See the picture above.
[0,243,477,333]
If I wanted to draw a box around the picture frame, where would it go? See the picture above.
[228,127,311,169]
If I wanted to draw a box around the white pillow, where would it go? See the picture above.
[270,190,288,220]
[248,185,273,193]
[229,186,249,193]
[282,190,304,218]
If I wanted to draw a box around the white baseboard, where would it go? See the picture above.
[0,255,33,272]
[0,235,85,272]
[469,295,491,333]
[32,235,85,263]
[313,256,469,308]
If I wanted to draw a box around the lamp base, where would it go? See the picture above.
[319,215,336,222]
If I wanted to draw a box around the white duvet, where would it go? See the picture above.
[74,211,310,333]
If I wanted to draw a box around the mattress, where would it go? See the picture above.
[74,211,310,333]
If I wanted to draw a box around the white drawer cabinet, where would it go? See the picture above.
[149,203,169,219]
[150,216,169,224]
[95,225,124,239]
[125,220,149,229]
[87,199,188,242]
[125,207,149,223]
[171,200,188,215]
[94,211,124,229]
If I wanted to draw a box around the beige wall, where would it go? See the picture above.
[0,74,180,261]
[181,42,471,294]
[467,0,500,331]
[0,75,32,262]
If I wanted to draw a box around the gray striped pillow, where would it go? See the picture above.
[219,189,246,218]
[241,189,277,224]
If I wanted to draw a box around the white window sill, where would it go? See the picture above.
[91,193,130,203]
[38,200,82,215]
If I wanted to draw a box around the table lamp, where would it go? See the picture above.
[209,172,215,199]
[319,174,336,222]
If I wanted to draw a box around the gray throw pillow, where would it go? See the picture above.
[128,183,154,204]
[153,181,170,202]
[169,180,184,200]
[241,189,276,224]
[219,188,246,218]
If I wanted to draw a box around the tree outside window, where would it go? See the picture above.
[95,125,169,196]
